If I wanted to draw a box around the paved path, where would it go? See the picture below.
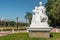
[0,30,27,36]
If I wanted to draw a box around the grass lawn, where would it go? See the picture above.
[0,32,60,40]
[50,33,60,40]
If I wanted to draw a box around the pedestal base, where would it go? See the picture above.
[27,27,52,38]
[29,31,50,38]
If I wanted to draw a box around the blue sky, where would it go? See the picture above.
[0,0,47,22]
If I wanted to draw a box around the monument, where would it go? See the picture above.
[27,2,52,38]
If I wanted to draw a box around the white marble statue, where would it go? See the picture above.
[30,2,49,28]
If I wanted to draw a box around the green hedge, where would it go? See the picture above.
[0,28,26,31]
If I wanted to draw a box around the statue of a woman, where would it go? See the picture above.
[38,2,48,22]
[30,2,49,27]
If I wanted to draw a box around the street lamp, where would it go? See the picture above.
[17,17,18,29]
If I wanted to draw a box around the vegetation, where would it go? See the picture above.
[0,20,27,27]
[0,33,48,40]
[50,32,60,40]
[0,27,26,31]
[46,0,60,27]
[0,33,60,40]
[25,12,32,25]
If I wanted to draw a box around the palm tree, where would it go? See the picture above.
[24,12,32,26]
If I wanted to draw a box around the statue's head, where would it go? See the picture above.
[35,6,37,9]
[39,2,42,6]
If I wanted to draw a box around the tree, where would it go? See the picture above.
[0,21,6,26]
[9,21,16,26]
[24,12,32,26]
[45,0,60,27]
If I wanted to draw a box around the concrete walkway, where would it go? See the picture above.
[0,30,27,36]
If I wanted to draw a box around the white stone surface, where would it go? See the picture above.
[30,2,49,28]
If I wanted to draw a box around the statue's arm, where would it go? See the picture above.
[43,7,46,13]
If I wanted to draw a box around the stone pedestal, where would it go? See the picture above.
[27,27,52,38]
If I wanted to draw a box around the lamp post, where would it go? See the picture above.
[17,17,18,29]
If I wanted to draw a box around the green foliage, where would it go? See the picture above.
[25,12,32,25]
[8,21,16,26]
[0,20,28,27]
[46,0,60,27]
[0,21,16,27]
[0,21,6,26]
